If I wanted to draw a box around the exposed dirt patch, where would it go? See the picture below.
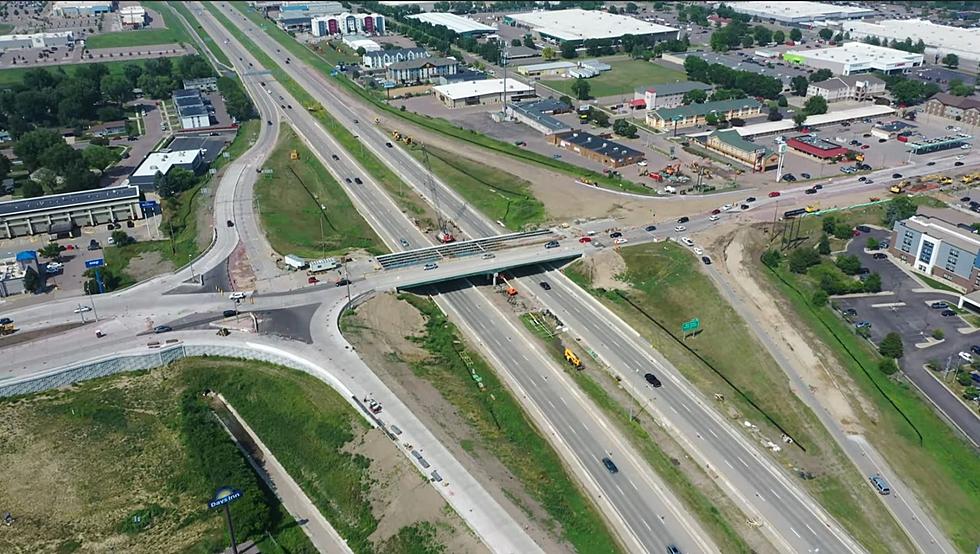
[344,292,568,553]
[125,251,176,282]
[0,322,87,350]
[228,241,257,291]
[573,247,629,291]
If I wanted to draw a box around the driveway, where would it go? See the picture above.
[833,228,980,444]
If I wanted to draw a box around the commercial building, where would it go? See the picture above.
[806,75,885,103]
[385,57,458,84]
[129,149,205,190]
[549,131,644,167]
[703,130,778,172]
[406,12,494,37]
[119,5,146,27]
[432,78,535,109]
[905,134,973,155]
[341,36,380,53]
[505,46,538,60]
[890,211,980,293]
[51,1,113,16]
[0,185,142,239]
[505,98,573,135]
[505,9,678,45]
[90,120,128,138]
[277,3,345,33]
[183,77,218,92]
[784,42,923,76]
[0,31,74,51]
[173,89,211,130]
[362,47,428,70]
[0,252,38,298]
[633,81,712,110]
[311,12,385,37]
[647,98,763,131]
[923,94,980,127]
[870,120,915,140]
[687,105,896,139]
[728,1,873,24]
[786,134,851,160]
[843,19,980,64]
[516,61,576,79]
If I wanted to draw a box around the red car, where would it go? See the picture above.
[861,144,870,149]
[578,236,592,243]
[308,276,318,284]
[710,208,721,215]
[768,191,781,198]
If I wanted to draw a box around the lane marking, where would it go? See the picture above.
[791,527,801,539]
[805,523,818,537]
[707,428,719,439]
[737,456,750,469]
[724,459,734,470]
[769,488,782,501]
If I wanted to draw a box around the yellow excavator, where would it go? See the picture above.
[564,348,583,369]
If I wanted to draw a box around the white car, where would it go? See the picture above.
[681,237,695,246]
[614,237,628,245]
[674,225,686,232]
[708,214,720,221]
[959,351,974,363]
[46,262,64,273]
[229,291,248,300]
[721,204,733,211]
[956,155,966,160]
[637,161,648,167]
[73,305,92,313]
[961,144,972,150]
[693,247,704,256]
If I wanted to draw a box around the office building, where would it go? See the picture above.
[923,94,980,127]
[119,5,146,27]
[549,131,644,167]
[0,31,74,51]
[386,57,458,84]
[311,12,385,36]
[505,9,678,45]
[362,47,428,70]
[51,1,113,16]
[647,98,763,131]
[704,130,778,172]
[407,12,494,37]
[633,81,712,110]
[173,89,211,129]
[0,185,141,239]
[784,42,923,76]
[130,150,205,190]
[432,79,535,109]
[806,75,885,102]
[890,211,980,293]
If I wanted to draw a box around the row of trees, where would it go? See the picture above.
[683,55,783,99]
[11,129,120,196]
[217,77,256,122]
[710,23,803,52]
[877,73,942,106]
[862,35,927,54]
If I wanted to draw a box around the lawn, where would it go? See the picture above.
[0,59,146,86]
[564,241,915,554]
[404,143,547,231]
[83,28,184,49]
[256,125,385,258]
[542,59,687,98]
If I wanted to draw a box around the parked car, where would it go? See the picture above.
[800,173,811,180]
[223,309,238,317]
[87,239,101,251]
[610,231,623,239]
[958,351,974,363]
[941,309,957,317]
[674,225,686,232]
[842,308,858,317]
[226,220,234,227]
[855,320,872,329]
[702,256,712,265]
[709,214,719,221]
[153,325,173,334]
[644,225,657,232]
[892,173,902,178]
[579,236,592,243]
[930,301,948,309]
[872,253,887,259]
[545,240,559,249]
[768,191,781,198]
[677,216,690,223]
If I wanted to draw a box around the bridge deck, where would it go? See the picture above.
[376,229,555,270]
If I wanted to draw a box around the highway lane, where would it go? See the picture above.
[195,5,715,551]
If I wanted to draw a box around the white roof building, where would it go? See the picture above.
[433,78,535,108]
[0,31,75,51]
[406,12,495,36]
[119,6,147,26]
[687,105,896,139]
[842,19,980,64]
[785,42,923,76]
[506,9,678,43]
[728,1,874,23]
[342,35,381,52]
[130,150,203,188]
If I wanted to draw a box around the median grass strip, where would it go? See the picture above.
[404,143,547,231]
[564,242,916,554]
[229,3,655,196]
[204,3,434,227]
[518,313,758,554]
[169,1,233,66]
[257,124,385,257]
[399,293,623,554]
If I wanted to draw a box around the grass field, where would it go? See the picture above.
[404,143,547,231]
[0,59,145,86]
[542,60,687,98]
[395,294,623,553]
[169,1,232,67]
[83,28,184,49]
[257,125,385,258]
[564,242,915,553]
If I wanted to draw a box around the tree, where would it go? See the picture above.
[82,144,117,170]
[803,95,828,116]
[560,41,578,59]
[541,46,556,60]
[833,32,844,43]
[587,107,609,126]
[753,25,772,45]
[932,328,945,340]
[13,129,64,171]
[612,118,637,138]
[607,5,618,14]
[811,290,828,307]
[790,75,809,96]
[808,68,833,83]
[948,79,974,97]
[818,28,834,41]
[710,88,746,101]
[863,273,882,293]
[740,34,754,48]
[100,74,132,104]
[879,332,904,359]
[682,89,707,104]
[818,234,831,255]
[22,266,41,294]
[832,222,853,240]
[0,153,10,182]
[835,254,862,275]
[705,112,719,126]
[523,34,534,48]
[571,77,591,100]
[558,95,573,107]
[772,30,785,43]
[218,77,256,122]
[110,230,135,246]
[882,196,917,225]
[878,358,898,375]
[777,95,788,107]
[792,112,807,129]
[942,53,959,68]
[510,38,521,47]
[625,2,639,13]
[788,248,821,273]
[767,107,783,121]
[761,249,782,268]
[39,242,65,260]
[789,28,802,42]
[20,180,43,198]
[156,168,198,197]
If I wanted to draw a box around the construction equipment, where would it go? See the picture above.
[564,347,583,369]
[805,204,820,213]
[939,176,953,185]
[889,184,903,194]
[963,175,975,184]
[419,143,454,243]
[290,149,299,160]
[0,321,15,336]
[495,273,518,296]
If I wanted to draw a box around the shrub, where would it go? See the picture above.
[761,249,782,268]
[878,358,898,375]
[866,237,880,250]
[932,328,945,340]
[835,255,861,275]
[863,273,882,293]
[879,332,904,359]
[811,290,828,307]
[817,234,831,255]
[788,248,820,273]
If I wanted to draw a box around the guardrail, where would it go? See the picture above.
[375,229,555,270]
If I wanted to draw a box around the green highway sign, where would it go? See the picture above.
[681,318,700,333]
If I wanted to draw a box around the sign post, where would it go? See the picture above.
[85,258,105,294]
[681,318,701,339]
[208,487,243,554]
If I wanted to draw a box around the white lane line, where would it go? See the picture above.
[790,527,801,539]
[628,478,638,491]
[805,523,817,537]
[724,459,734,470]
[669,405,679,414]
[707,428,719,439]
[769,487,782,501]
[643,519,653,532]
[558,395,567,406]
[681,403,692,413]
[547,399,556,409]
[737,456,750,469]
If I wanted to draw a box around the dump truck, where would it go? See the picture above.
[564,348,583,369]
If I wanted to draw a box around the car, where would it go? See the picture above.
[956,154,966,160]
[862,133,872,138]
[849,139,860,146]
[229,291,248,300]
[610,231,623,239]
[930,301,948,309]
[971,345,980,356]
[644,372,662,387]
[106,223,115,231]
[399,239,410,247]
[423,262,438,270]
[941,309,956,317]
[307,276,318,284]
[955,161,965,166]
[579,236,592,243]
[702,256,712,265]
[805,188,817,194]
[869,474,891,495]
[287,104,292,109]
[153,325,173,334]
[601,457,619,474]
[961,196,971,203]
[872,252,887,259]
[768,191,781,198]
[892,173,902,178]
[721,203,733,211]
[958,351,975,363]
[681,237,694,246]
[46,261,63,271]
[481,253,495,259]
[674,225,686,232]
[745,196,756,203]
[879,240,888,249]
[223,309,238,317]
[226,220,234,227]
[614,238,628,245]
[800,173,811,180]
[677,216,690,223]
[842,308,857,317]
[545,240,559,249]
[0,317,12,325]
[331,154,340,160]
[385,142,393,148]
[73,305,92,313]
[539,281,551,290]
[644,225,657,232]
[782,174,797,182]
[709,214,719,221]
[666,546,682,554]
[693,247,704,256]
[740,204,750,210]
[88,239,101,251]
[267,120,272,126]
[336,278,351,287]
[926,161,936,166]
[354,177,363,184]
[858,176,867,182]
[855,320,871,329]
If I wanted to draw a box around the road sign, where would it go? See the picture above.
[208,487,243,510]
[681,318,700,333]
[84,258,105,269]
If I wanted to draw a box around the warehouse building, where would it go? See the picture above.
[386,57,458,84]
[119,5,146,27]
[505,9,678,45]
[784,42,923,76]
[0,185,142,239]
[890,211,980,293]
[311,12,385,36]
[362,47,428,70]
[786,134,851,160]
[728,1,873,24]
[703,130,778,172]
[905,134,973,155]
[686,105,896,139]
[549,131,644,167]
[0,31,74,51]
[647,98,763,131]
[433,79,535,109]
[843,19,980,64]
[173,89,211,129]
[407,12,495,37]
[52,1,113,16]
[806,75,885,103]
[516,61,576,78]
[342,36,380,53]
[129,149,205,190]
[633,81,712,110]
[505,98,572,135]
[923,94,980,127]
[183,77,218,92]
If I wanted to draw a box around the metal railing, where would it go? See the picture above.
[375,229,555,270]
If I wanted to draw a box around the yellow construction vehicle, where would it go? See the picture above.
[290,149,299,160]
[805,204,820,213]
[564,348,583,369]
[889,184,903,194]
[939,176,953,185]
[0,321,15,336]
[391,130,401,141]
[961,175,973,184]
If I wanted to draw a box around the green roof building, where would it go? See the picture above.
[647,98,763,131]
[704,129,779,172]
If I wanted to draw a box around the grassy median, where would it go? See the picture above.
[168,1,233,66]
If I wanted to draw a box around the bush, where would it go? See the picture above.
[817,234,831,255]
[111,230,135,246]
[832,222,854,240]
[788,248,820,273]
[932,328,945,340]
[761,249,782,268]
[811,290,828,307]
[835,254,861,275]
[957,372,973,387]
[866,237,880,250]
[863,273,882,293]
[878,358,898,375]
[879,332,904,359]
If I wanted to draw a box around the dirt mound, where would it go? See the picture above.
[354,292,427,359]
[577,248,629,291]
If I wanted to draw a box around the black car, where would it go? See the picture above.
[336,278,351,287]
[745,197,756,202]
[331,154,340,160]
[385,142,393,147]
[644,225,657,232]
[667,546,682,554]
[955,161,964,166]
[88,239,101,251]
[701,256,711,265]
[354,177,363,184]
[856,225,871,232]
[971,345,980,356]
[345,177,352,183]
[644,373,662,387]
[223,309,238,318]
[842,308,857,317]
[926,161,936,166]
[0,317,12,325]
[941,309,956,317]
[931,301,948,309]
[892,173,902,178]
[800,173,811,179]
[610,231,623,238]
[677,216,690,224]
[226,220,234,227]
[539,281,551,290]
[601,457,619,474]
[740,204,749,210]
[782,174,797,182]
[814,184,823,190]
[872,253,887,259]
[961,196,971,203]
[153,325,172,334]
[805,188,817,194]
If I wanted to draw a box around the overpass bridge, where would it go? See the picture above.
[375,229,557,270]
